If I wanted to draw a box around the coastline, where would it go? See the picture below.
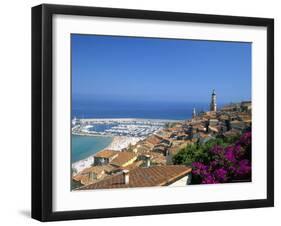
[106,136,142,151]
[71,118,178,174]
[71,135,141,174]
[72,131,115,137]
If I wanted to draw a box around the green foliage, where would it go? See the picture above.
[172,135,240,166]
[222,134,240,144]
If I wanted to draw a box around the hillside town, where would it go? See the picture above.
[72,90,252,190]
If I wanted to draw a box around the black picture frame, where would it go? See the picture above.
[32,3,274,222]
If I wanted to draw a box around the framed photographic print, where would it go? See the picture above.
[32,4,274,221]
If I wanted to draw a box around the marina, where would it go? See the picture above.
[72,118,179,137]
[71,118,177,173]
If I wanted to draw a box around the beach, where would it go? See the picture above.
[72,135,141,174]
[106,136,141,150]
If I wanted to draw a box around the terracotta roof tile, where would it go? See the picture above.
[73,165,117,185]
[110,151,137,167]
[81,165,116,174]
[78,165,192,190]
[120,161,143,170]
[145,135,162,146]
[95,149,119,158]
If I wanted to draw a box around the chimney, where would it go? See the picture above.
[122,170,129,185]
[145,155,151,168]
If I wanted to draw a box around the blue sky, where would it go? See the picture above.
[72,34,251,104]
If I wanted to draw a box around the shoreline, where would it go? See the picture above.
[71,118,181,174]
[71,135,142,174]
[72,132,115,137]
[106,136,142,151]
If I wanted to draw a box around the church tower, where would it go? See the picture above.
[192,108,196,118]
[210,89,217,112]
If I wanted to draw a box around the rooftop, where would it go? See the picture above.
[95,149,119,158]
[73,165,116,185]
[78,165,192,190]
[81,165,116,174]
[145,135,162,146]
[110,151,137,167]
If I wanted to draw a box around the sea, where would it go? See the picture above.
[72,135,113,163]
[72,98,211,120]
[71,99,215,163]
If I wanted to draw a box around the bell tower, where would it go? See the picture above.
[210,89,217,112]
[192,108,196,118]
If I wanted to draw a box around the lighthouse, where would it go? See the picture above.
[210,89,217,112]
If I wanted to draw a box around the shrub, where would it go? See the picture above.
[172,134,240,166]
[191,131,252,184]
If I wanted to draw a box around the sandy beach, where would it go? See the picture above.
[106,136,141,150]
[72,136,142,174]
